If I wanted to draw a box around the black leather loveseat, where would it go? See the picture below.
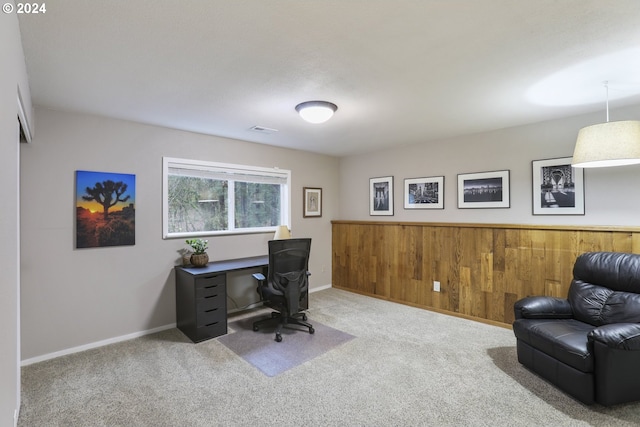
[512,251,640,406]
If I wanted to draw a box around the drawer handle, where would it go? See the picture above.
[205,308,218,313]
[204,284,218,289]
[205,294,218,299]
[206,321,219,327]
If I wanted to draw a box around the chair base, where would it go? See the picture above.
[253,311,314,342]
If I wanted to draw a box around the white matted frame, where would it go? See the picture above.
[404,176,444,209]
[457,170,510,209]
[532,157,584,215]
[303,187,322,217]
[370,176,394,216]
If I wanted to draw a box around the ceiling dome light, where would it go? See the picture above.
[295,101,338,124]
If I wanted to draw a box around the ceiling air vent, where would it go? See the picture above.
[249,125,278,134]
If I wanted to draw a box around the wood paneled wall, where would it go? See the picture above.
[332,221,640,327]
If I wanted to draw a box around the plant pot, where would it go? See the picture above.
[190,253,209,267]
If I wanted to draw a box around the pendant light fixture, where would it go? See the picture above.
[572,82,640,168]
[295,101,338,124]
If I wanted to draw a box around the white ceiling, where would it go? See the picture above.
[17,0,640,157]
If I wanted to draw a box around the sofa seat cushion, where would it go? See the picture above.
[513,318,595,373]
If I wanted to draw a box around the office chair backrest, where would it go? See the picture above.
[268,238,311,314]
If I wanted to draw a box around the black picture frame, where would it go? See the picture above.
[532,157,585,215]
[457,170,510,209]
[370,176,394,215]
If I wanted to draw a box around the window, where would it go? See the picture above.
[163,157,290,238]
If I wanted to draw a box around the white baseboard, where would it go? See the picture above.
[311,283,332,292]
[21,284,334,366]
[20,323,176,366]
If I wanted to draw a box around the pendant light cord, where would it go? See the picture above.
[604,80,610,123]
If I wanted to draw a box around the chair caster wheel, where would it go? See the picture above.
[309,327,315,334]
[253,325,259,331]
[275,333,282,342]
[302,314,307,321]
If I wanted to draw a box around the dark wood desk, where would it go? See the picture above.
[178,255,269,276]
[175,255,268,342]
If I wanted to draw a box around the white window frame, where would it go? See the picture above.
[162,157,291,239]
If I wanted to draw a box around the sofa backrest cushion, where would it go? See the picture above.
[573,252,640,292]
[569,252,640,326]
[569,281,640,326]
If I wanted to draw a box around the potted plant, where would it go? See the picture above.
[186,238,209,267]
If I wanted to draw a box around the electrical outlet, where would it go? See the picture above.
[433,281,441,292]
[321,264,326,273]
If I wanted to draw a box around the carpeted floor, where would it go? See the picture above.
[218,315,355,376]
[18,288,640,426]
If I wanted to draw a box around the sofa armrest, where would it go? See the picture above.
[588,324,640,350]
[513,296,573,320]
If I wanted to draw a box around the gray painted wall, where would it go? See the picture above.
[1,7,34,425]
[20,107,339,361]
[339,104,640,226]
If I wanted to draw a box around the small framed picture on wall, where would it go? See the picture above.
[404,176,444,209]
[457,170,510,209]
[303,187,322,217]
[532,157,585,215]
[370,176,394,216]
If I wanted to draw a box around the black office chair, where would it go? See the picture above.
[252,238,314,342]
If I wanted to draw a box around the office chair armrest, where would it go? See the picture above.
[253,273,266,299]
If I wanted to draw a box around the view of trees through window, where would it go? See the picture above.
[164,158,289,237]
[168,176,228,233]
[234,182,281,229]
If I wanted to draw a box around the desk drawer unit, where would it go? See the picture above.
[175,269,227,342]
[194,275,226,340]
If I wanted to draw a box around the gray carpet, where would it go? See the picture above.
[19,288,640,426]
[218,316,355,377]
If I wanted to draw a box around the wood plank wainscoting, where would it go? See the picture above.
[332,221,640,328]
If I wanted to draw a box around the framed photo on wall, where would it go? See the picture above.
[370,176,394,215]
[532,157,585,215]
[404,176,444,209]
[303,187,322,217]
[457,170,510,209]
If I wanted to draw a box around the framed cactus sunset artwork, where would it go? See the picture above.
[75,170,136,248]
